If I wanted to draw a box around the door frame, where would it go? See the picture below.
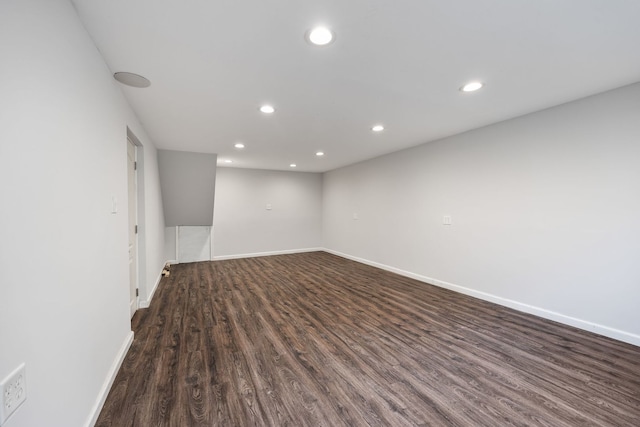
[127,137,139,318]
[126,129,149,313]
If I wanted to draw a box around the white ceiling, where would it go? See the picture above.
[71,0,640,172]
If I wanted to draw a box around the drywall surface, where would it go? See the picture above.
[139,142,166,305]
[164,227,178,262]
[178,226,212,263]
[0,1,165,426]
[213,168,322,257]
[158,150,217,226]
[165,226,215,263]
[323,83,640,344]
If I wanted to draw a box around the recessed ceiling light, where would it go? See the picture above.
[306,26,335,46]
[224,159,232,164]
[260,105,275,114]
[316,151,325,157]
[234,143,245,149]
[372,125,384,132]
[460,81,483,92]
[290,163,297,168]
[113,72,151,88]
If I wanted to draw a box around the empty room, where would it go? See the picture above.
[1,1,639,426]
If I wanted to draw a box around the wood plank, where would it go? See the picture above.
[96,252,640,426]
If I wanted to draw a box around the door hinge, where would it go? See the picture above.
[134,161,137,170]
[136,288,139,297]
[135,225,138,234]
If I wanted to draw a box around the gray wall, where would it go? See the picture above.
[213,168,322,258]
[323,82,640,345]
[158,149,217,226]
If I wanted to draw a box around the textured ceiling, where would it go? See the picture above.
[72,0,640,172]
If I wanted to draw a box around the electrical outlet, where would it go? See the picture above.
[443,215,452,225]
[1,364,27,425]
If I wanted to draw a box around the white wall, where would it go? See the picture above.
[164,227,178,263]
[177,226,212,263]
[0,1,165,426]
[323,83,640,345]
[164,226,215,264]
[213,168,322,258]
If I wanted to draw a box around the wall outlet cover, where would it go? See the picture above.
[0,363,27,425]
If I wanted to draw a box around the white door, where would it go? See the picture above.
[127,139,138,318]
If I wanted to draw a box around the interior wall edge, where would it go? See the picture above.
[322,248,640,348]
[83,331,134,427]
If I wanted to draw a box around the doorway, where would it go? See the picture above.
[127,138,138,318]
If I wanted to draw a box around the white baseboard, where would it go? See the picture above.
[84,331,134,427]
[212,247,323,261]
[323,248,640,347]
[139,260,172,308]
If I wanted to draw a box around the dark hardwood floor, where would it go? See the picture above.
[96,251,640,426]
